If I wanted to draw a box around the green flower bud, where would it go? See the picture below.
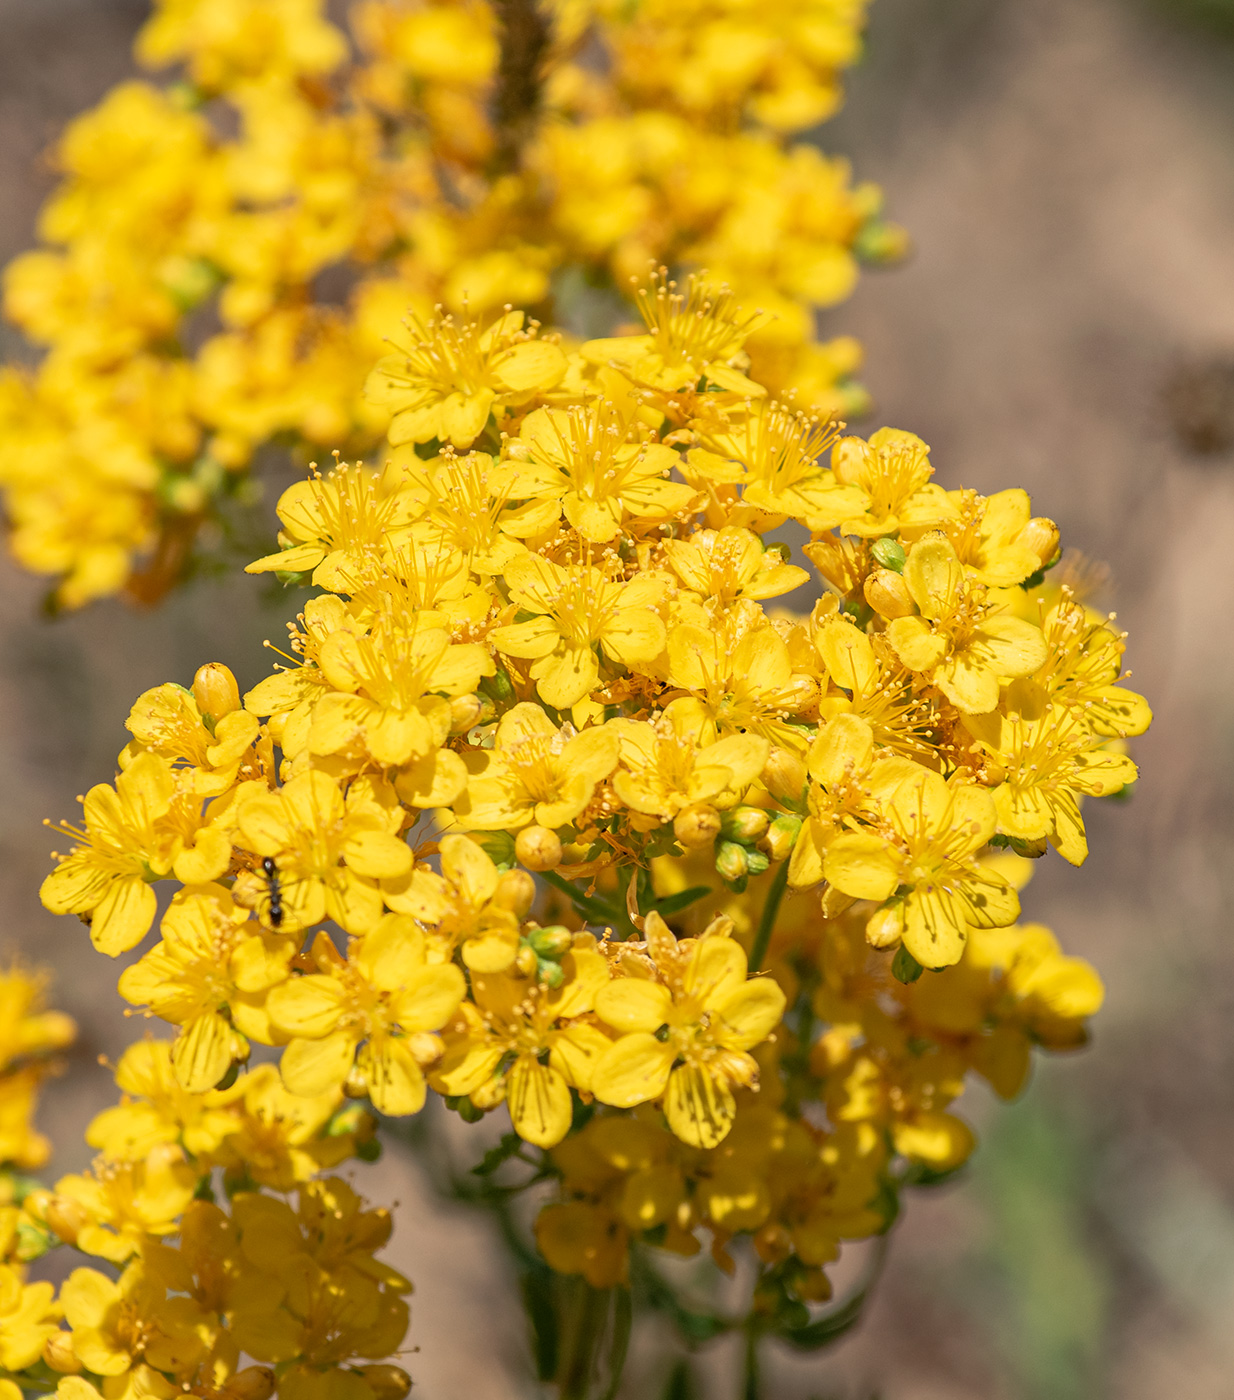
[763,813,803,862]
[720,806,770,843]
[528,925,573,959]
[716,841,749,882]
[892,946,924,984]
[745,849,770,877]
[871,537,907,573]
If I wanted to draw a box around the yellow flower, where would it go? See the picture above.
[267,918,465,1115]
[0,1264,61,1371]
[85,1039,241,1163]
[490,556,667,711]
[663,603,817,751]
[305,614,491,806]
[907,922,1104,1099]
[939,487,1058,587]
[581,276,767,396]
[786,714,924,890]
[609,702,770,822]
[828,428,957,537]
[0,1066,56,1170]
[41,753,233,956]
[208,1065,369,1190]
[365,309,567,448]
[229,1181,409,1374]
[590,913,786,1148]
[49,1145,198,1263]
[690,401,856,532]
[245,462,422,585]
[431,944,613,1148]
[454,704,619,831]
[117,884,294,1092]
[398,449,561,578]
[885,532,1048,714]
[385,834,527,973]
[501,400,697,544]
[823,769,1020,968]
[123,670,259,797]
[962,707,1138,865]
[663,525,809,607]
[1032,591,1153,738]
[60,1262,204,1377]
[0,967,76,1072]
[236,771,412,934]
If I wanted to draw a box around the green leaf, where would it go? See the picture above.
[541,868,622,926]
[653,885,712,917]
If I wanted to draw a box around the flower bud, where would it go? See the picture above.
[753,1223,793,1264]
[762,813,803,863]
[192,663,241,720]
[470,831,516,869]
[761,748,807,806]
[42,1332,82,1374]
[792,1268,834,1303]
[448,694,483,734]
[359,1367,412,1400]
[527,925,573,959]
[1022,517,1060,568]
[745,849,770,877]
[222,1368,276,1400]
[538,959,565,989]
[516,946,539,978]
[515,825,562,872]
[44,1196,88,1246]
[866,903,903,949]
[470,1075,506,1110]
[673,802,722,849]
[864,568,914,619]
[870,537,906,573]
[344,1064,369,1099]
[719,806,770,843]
[715,841,749,882]
[493,868,536,918]
[892,946,924,984]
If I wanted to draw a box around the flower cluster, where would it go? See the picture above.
[38,285,1149,1321]
[1,1177,411,1400]
[0,970,75,1175]
[0,0,899,609]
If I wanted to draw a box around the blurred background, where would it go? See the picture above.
[3,0,1234,1395]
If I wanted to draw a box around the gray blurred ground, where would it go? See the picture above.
[2,0,1234,1395]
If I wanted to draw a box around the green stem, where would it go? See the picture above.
[742,1325,762,1400]
[557,1279,616,1400]
[748,857,789,974]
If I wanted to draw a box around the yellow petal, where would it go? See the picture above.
[664,1063,736,1149]
[712,977,786,1051]
[278,1031,356,1098]
[506,1057,572,1148]
[595,979,671,1034]
[172,1013,233,1093]
[591,1033,674,1108]
[822,833,900,902]
[903,532,962,619]
[886,615,948,673]
[358,1038,427,1117]
[267,977,344,1039]
[391,964,466,1032]
[90,878,158,957]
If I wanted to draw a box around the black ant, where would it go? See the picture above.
[261,856,284,928]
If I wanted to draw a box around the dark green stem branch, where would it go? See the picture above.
[748,857,790,974]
